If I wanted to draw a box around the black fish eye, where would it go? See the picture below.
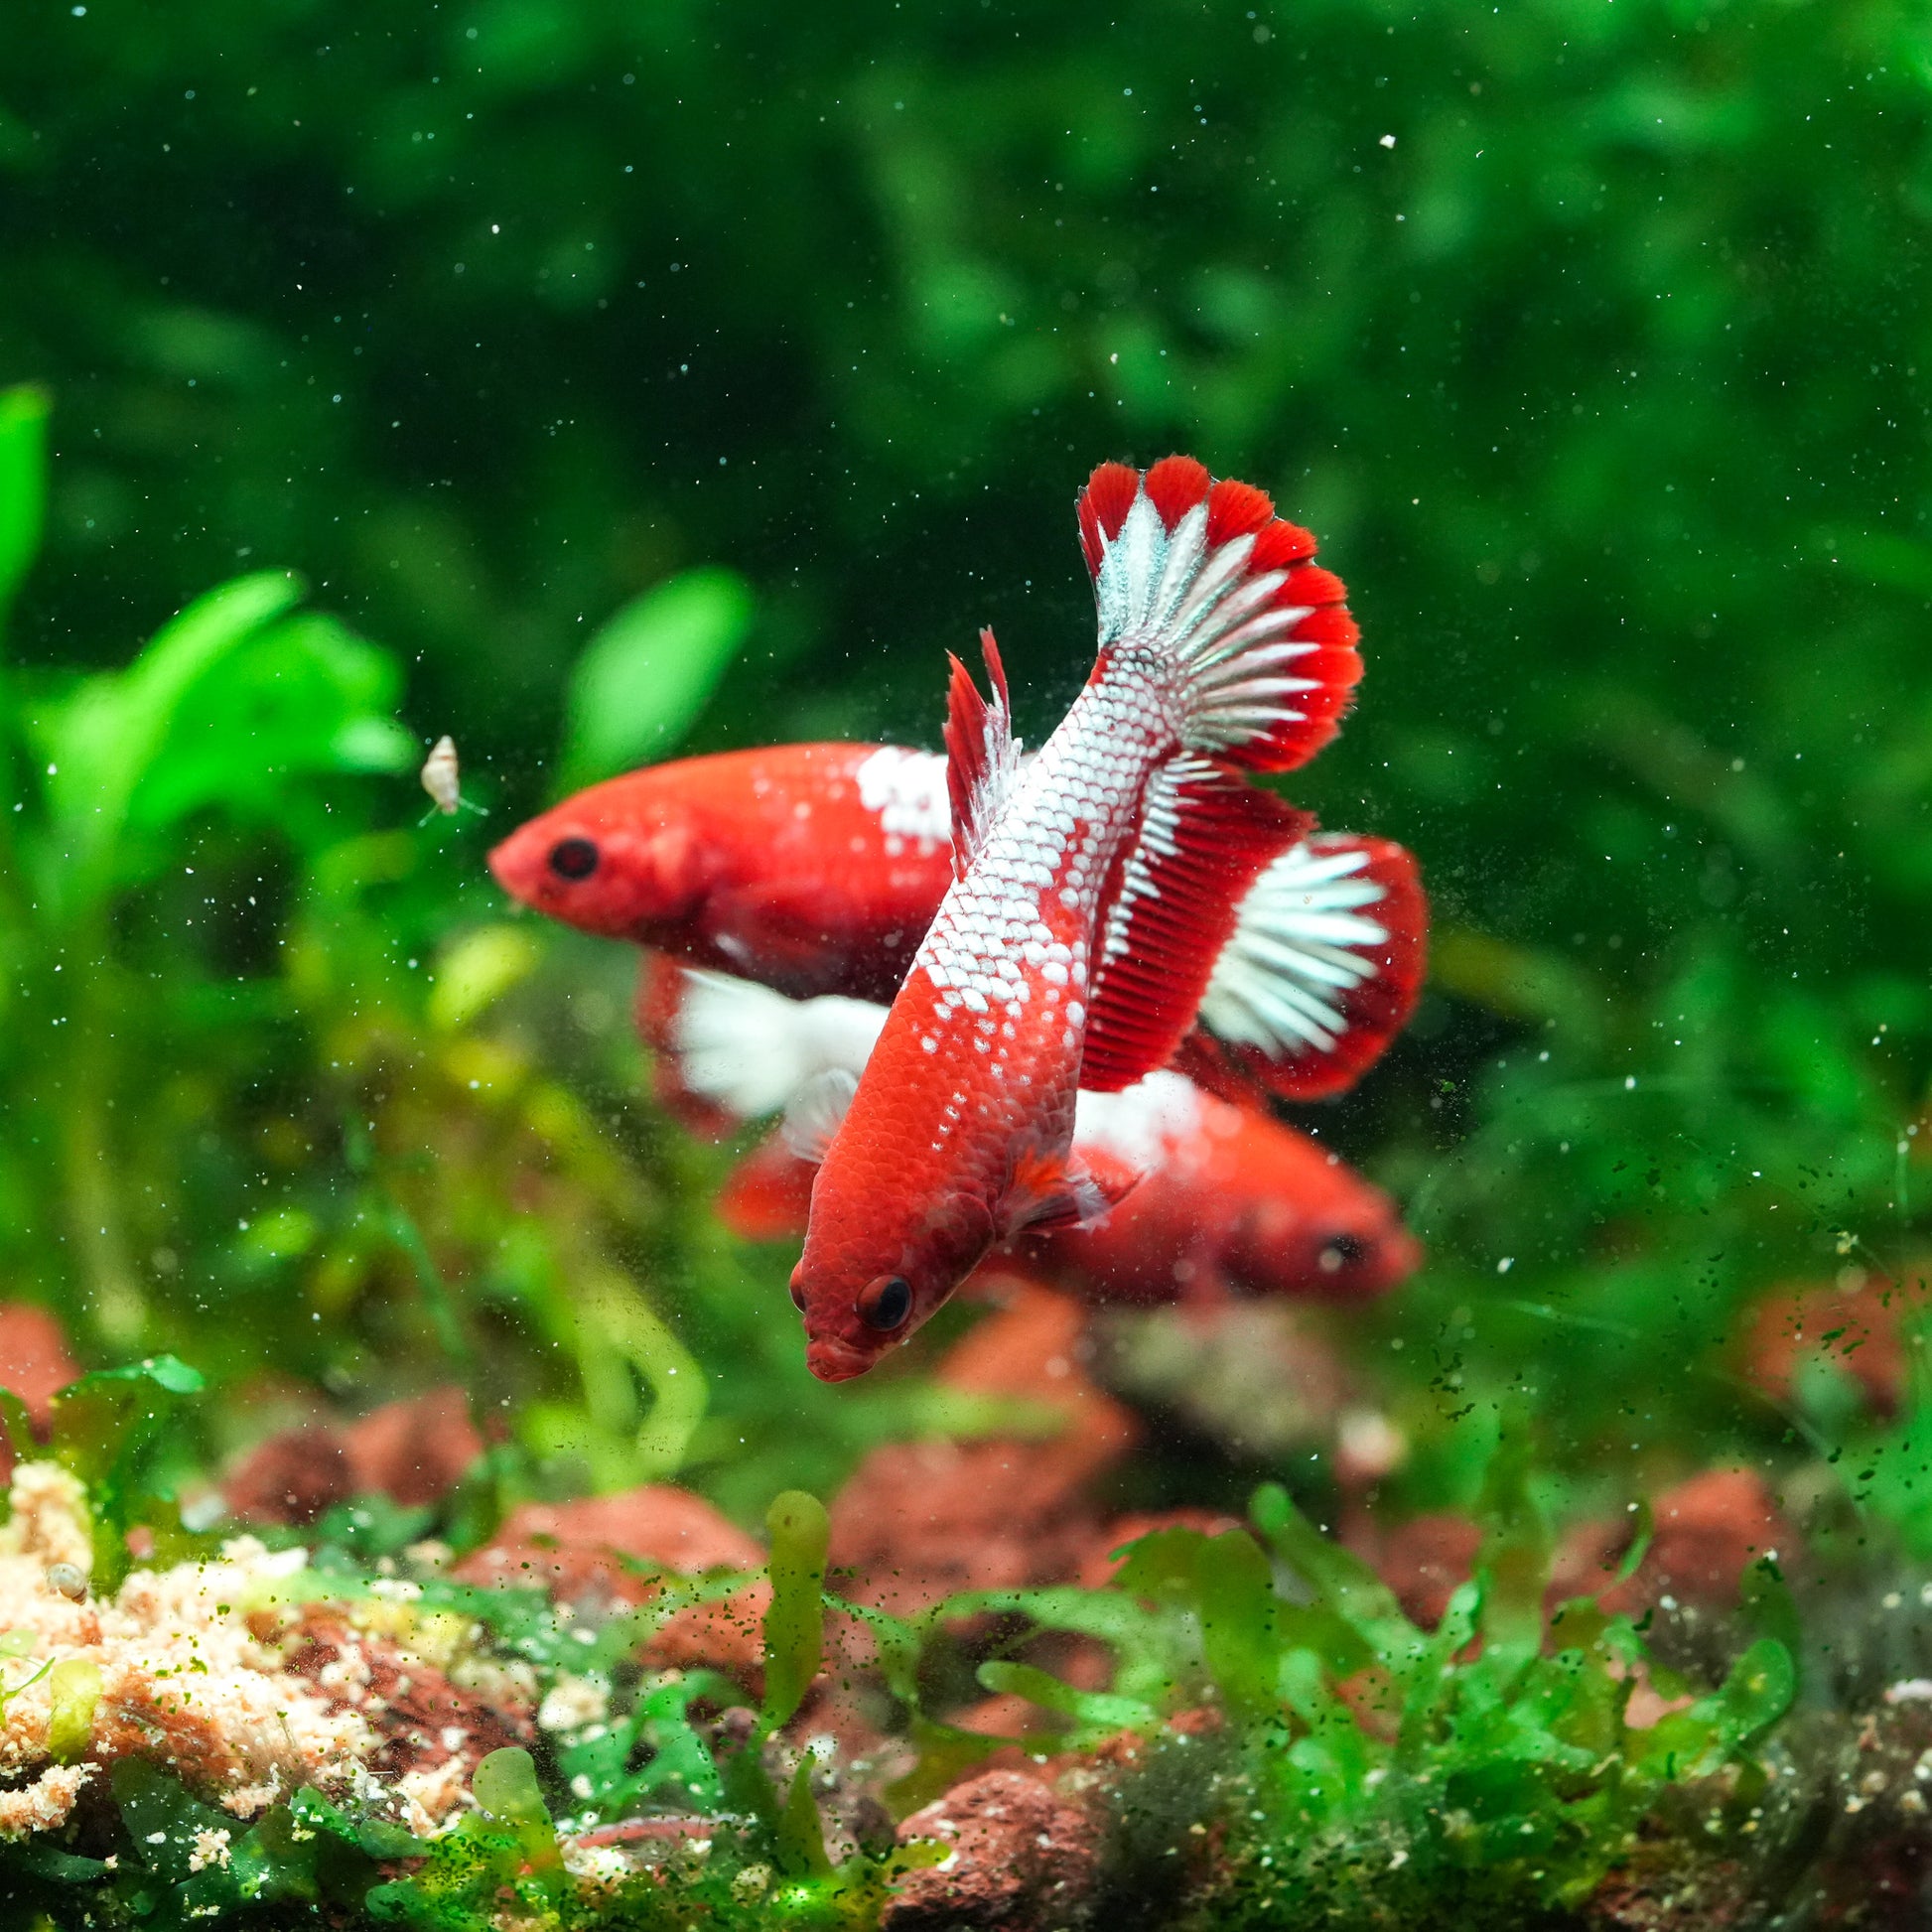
[788,1277,806,1312]
[1318,1233,1370,1273]
[858,1275,912,1331]
[548,836,600,881]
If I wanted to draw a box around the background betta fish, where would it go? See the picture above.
[487,744,952,1001]
[789,456,1370,1380]
[710,1060,1422,1309]
[498,752,1424,1105]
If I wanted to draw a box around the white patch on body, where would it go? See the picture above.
[853,746,950,843]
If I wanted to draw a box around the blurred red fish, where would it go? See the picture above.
[658,968,1419,1305]
[493,756,1424,1103]
[487,742,951,1002]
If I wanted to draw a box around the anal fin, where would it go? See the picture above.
[1004,1142,1140,1237]
[1078,758,1312,1093]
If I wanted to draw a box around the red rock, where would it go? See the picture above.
[222,1424,355,1526]
[1344,1510,1482,1630]
[283,1608,533,1795]
[1597,1468,1795,1615]
[1075,1508,1244,1589]
[343,1385,484,1505]
[887,1769,1101,1931]
[0,1303,80,1429]
[829,1282,1137,1613]
[1745,1268,1928,1417]
[455,1485,769,1682]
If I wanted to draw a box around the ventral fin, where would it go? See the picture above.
[1004,1141,1140,1237]
[944,626,1020,881]
[1187,832,1428,1102]
[717,1133,818,1241]
[782,1066,859,1165]
[1077,757,1313,1093]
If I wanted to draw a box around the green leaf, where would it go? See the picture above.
[760,1487,828,1732]
[125,611,414,836]
[40,571,303,907]
[1114,1524,1281,1726]
[1250,1483,1426,1684]
[0,384,49,627]
[559,566,753,789]
[1474,1432,1552,1669]
[1739,1554,1804,1695]
[47,1355,204,1587]
[774,1756,833,1878]
[44,1658,99,1762]
[976,1658,1160,1733]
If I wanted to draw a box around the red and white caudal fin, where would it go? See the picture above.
[1077,760,1314,1092]
[1076,456,1361,773]
[944,627,1022,880]
[1184,833,1428,1102]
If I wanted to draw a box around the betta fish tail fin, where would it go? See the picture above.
[1189,832,1428,1101]
[645,963,888,1126]
[1076,456,1361,773]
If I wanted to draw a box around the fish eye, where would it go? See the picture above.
[788,1277,807,1312]
[548,836,600,881]
[857,1275,912,1331]
[1317,1233,1370,1274]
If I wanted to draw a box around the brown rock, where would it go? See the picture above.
[829,1281,1137,1613]
[283,1608,533,1797]
[222,1424,355,1526]
[1745,1268,1928,1417]
[455,1485,769,1683]
[887,1769,1101,1931]
[0,1303,80,1428]
[343,1385,484,1505]
[1597,1468,1795,1616]
[1344,1510,1482,1630]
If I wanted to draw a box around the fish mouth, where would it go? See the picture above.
[805,1336,874,1383]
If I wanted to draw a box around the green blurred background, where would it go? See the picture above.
[0,0,1927,1534]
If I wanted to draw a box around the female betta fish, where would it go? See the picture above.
[486,743,951,1001]
[788,455,1365,1379]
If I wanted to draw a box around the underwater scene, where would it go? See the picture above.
[1,3,1930,1926]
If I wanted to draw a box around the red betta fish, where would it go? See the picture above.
[1018,1070,1420,1305]
[487,744,951,1001]
[502,749,1423,1104]
[788,456,1365,1379]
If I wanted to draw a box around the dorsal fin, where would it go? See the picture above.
[1076,758,1313,1093]
[1188,833,1428,1100]
[1075,457,1361,774]
[943,626,1020,881]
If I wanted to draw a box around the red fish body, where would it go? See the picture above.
[1020,1072,1420,1304]
[486,744,952,1001]
[716,1067,1420,1307]
[791,457,1365,1379]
